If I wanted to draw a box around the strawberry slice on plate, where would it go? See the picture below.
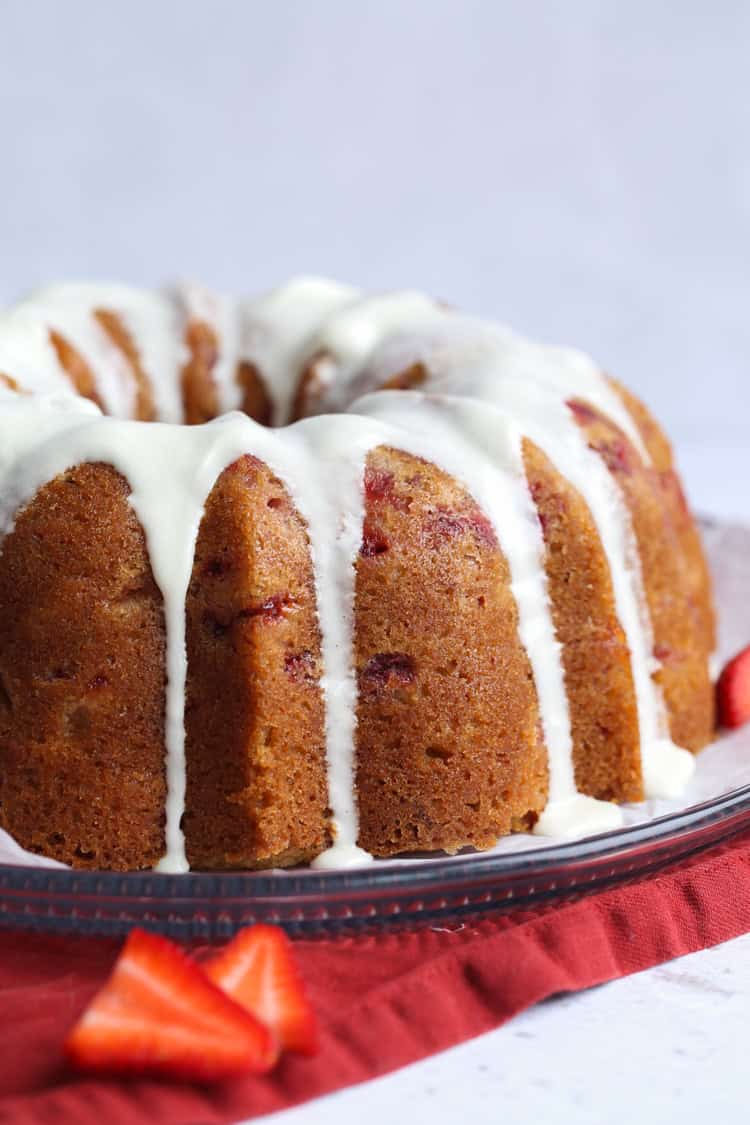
[206,925,319,1056]
[65,928,278,1081]
[718,644,750,730]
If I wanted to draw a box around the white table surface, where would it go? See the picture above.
[267,933,750,1125]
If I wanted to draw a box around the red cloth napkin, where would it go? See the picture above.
[2,830,750,1125]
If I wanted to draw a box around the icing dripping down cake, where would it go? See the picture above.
[0,278,716,872]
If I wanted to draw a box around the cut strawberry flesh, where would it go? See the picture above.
[360,520,390,557]
[206,925,319,1056]
[422,506,497,550]
[65,928,277,1082]
[360,652,416,696]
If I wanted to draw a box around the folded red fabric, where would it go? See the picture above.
[2,830,750,1125]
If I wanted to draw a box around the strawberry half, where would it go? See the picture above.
[718,644,750,729]
[206,925,319,1056]
[65,928,278,1082]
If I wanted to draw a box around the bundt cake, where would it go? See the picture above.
[0,278,716,872]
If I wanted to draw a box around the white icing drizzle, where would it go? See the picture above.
[16,284,188,423]
[307,290,442,386]
[19,285,137,418]
[240,277,359,425]
[289,415,382,870]
[322,312,650,463]
[0,276,699,869]
[0,307,73,398]
[109,287,187,424]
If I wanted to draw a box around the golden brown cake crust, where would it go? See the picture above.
[610,378,717,661]
[48,329,105,412]
[568,395,715,753]
[95,309,157,422]
[290,353,330,421]
[183,455,329,869]
[354,447,548,856]
[523,439,643,803]
[181,319,221,425]
[236,361,273,426]
[0,464,167,869]
[181,325,273,427]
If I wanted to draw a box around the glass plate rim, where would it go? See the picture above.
[2,781,749,899]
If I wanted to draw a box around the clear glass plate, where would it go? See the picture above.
[0,518,746,939]
[0,786,747,939]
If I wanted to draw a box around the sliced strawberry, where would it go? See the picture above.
[206,925,319,1055]
[64,928,278,1081]
[717,644,750,729]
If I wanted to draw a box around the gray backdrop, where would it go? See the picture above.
[1,1,747,513]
